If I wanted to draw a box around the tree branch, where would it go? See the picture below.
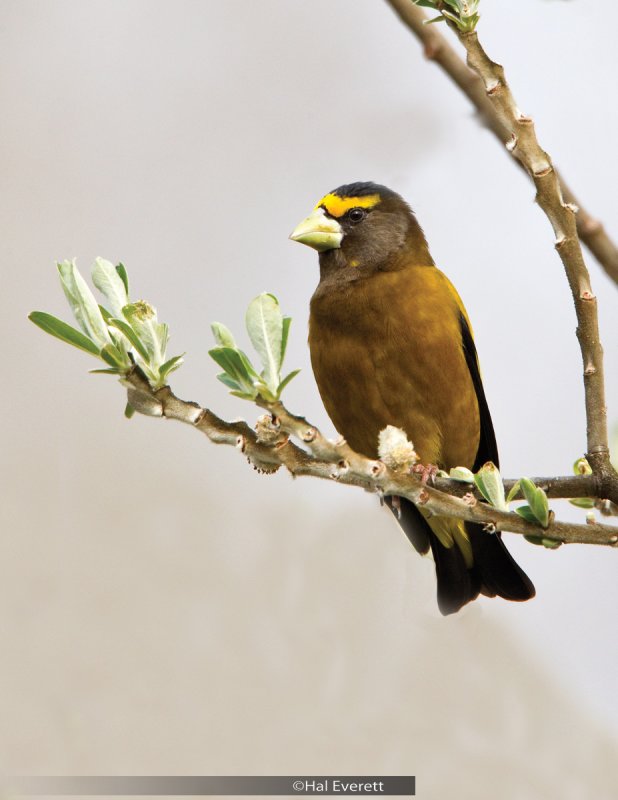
[122,368,618,548]
[383,0,618,287]
[429,19,616,495]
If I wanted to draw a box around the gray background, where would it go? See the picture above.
[2,1,618,798]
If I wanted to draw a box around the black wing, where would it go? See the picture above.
[458,312,499,471]
[457,312,536,605]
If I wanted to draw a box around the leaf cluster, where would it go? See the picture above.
[448,461,557,547]
[210,294,300,402]
[29,259,183,394]
[414,0,480,32]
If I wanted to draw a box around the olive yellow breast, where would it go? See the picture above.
[309,264,480,470]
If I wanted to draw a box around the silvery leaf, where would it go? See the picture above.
[92,257,129,317]
[211,322,237,349]
[245,293,282,395]
[57,259,110,347]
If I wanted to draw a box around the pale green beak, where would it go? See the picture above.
[289,207,343,252]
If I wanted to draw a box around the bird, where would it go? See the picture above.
[289,181,535,615]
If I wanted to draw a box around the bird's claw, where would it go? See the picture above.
[412,462,439,485]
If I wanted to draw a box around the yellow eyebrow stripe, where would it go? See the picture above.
[316,193,381,218]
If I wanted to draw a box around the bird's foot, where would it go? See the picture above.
[412,462,439,485]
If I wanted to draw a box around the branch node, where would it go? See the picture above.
[588,444,610,455]
[301,426,317,443]
[371,461,386,478]
[505,134,517,153]
[418,488,430,505]
[463,492,477,507]
[255,413,285,445]
[598,499,614,517]
[423,41,441,60]
[533,165,553,178]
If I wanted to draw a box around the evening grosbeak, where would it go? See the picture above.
[290,182,535,615]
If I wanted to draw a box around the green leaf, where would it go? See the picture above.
[277,368,301,396]
[116,263,129,296]
[92,257,129,317]
[158,354,184,381]
[254,383,277,403]
[208,347,248,379]
[108,317,150,361]
[237,349,260,379]
[449,466,474,483]
[541,538,561,550]
[57,259,111,347]
[124,402,136,419]
[211,322,237,349]
[158,322,169,356]
[98,305,113,322]
[90,367,123,375]
[29,311,101,356]
[473,462,507,511]
[524,533,561,550]
[245,293,283,395]
[569,497,595,509]
[520,477,550,528]
[216,373,242,391]
[516,505,538,524]
[107,329,130,361]
[506,480,522,504]
[280,316,292,364]
[100,344,127,369]
[208,346,256,394]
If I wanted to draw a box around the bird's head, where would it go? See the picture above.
[290,182,433,279]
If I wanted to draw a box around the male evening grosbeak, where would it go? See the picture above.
[290,182,535,615]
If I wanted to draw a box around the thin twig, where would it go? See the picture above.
[122,369,618,547]
[433,474,598,501]
[383,0,618,286]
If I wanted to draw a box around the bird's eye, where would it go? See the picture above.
[348,208,366,223]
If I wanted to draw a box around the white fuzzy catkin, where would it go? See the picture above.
[378,425,418,470]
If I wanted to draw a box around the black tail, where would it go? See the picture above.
[386,497,535,615]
